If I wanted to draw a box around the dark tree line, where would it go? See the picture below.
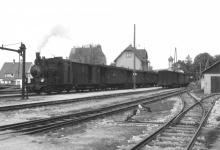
[173,53,220,80]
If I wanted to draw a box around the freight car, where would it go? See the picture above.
[157,70,190,88]
[26,53,157,94]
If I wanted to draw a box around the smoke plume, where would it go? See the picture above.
[38,24,70,52]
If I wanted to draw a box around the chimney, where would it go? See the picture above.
[13,59,15,64]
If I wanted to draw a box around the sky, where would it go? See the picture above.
[0,0,220,70]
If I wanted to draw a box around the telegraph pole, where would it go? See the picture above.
[133,24,136,90]
[0,43,26,99]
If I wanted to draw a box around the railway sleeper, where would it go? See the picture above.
[164,129,195,134]
[148,141,187,147]
[179,121,200,125]
[157,136,190,142]
[173,124,198,128]
[161,132,194,137]
[167,127,196,131]
[180,117,201,120]
[184,114,203,118]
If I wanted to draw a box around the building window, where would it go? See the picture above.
[17,81,20,85]
[126,52,132,58]
[4,74,14,77]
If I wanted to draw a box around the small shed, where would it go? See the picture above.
[201,60,220,94]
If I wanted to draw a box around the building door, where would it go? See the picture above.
[211,76,220,93]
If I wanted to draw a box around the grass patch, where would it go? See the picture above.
[149,99,176,112]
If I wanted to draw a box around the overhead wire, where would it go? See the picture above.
[2,43,21,47]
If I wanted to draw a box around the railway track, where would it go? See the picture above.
[0,88,190,140]
[0,88,174,112]
[130,93,219,150]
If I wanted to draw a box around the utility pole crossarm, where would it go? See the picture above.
[0,45,20,53]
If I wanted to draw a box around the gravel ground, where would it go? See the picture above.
[1,87,220,150]
[0,95,182,150]
[184,89,220,150]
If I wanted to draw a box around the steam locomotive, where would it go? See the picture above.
[26,53,158,94]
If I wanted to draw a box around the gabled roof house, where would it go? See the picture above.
[114,44,149,71]
[0,60,32,88]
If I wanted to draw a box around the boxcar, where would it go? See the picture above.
[103,65,131,89]
[135,71,145,88]
[72,62,103,91]
[178,72,185,87]
[158,70,179,88]
[144,71,157,87]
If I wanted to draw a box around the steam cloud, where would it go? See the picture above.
[38,24,70,52]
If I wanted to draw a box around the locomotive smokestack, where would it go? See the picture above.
[35,52,41,65]
[36,52,40,59]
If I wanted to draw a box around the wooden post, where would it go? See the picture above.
[133,24,136,90]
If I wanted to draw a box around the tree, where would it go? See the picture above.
[172,60,186,71]
[185,55,194,73]
[213,54,220,64]
[193,52,214,73]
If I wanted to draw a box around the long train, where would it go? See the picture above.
[26,53,190,94]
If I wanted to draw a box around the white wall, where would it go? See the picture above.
[15,79,22,88]
[115,52,142,70]
[204,74,220,94]
[201,78,204,90]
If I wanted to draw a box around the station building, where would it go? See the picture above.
[114,44,149,71]
[201,60,220,94]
